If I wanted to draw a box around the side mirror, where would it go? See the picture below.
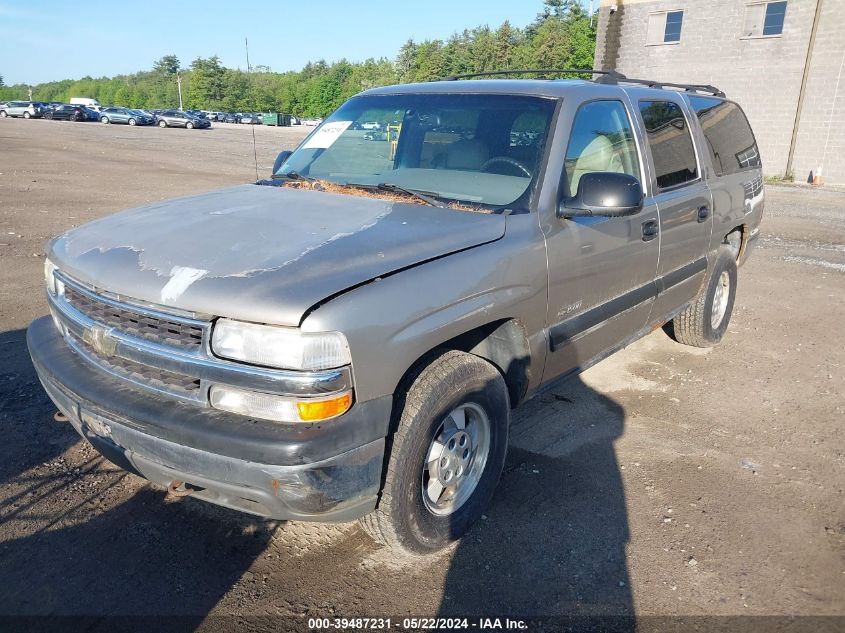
[272,150,293,177]
[558,172,644,219]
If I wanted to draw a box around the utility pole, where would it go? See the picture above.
[176,72,183,111]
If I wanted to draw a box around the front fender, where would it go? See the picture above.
[301,213,549,402]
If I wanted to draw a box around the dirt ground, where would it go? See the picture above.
[0,118,842,631]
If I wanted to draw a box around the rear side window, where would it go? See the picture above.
[638,100,698,189]
[688,97,761,175]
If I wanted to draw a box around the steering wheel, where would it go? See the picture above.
[481,156,532,178]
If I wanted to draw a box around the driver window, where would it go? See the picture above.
[564,100,641,196]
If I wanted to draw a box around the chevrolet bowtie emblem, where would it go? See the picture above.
[83,324,118,357]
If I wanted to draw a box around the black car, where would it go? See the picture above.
[224,113,242,124]
[44,104,92,122]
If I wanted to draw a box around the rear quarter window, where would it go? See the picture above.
[688,97,761,175]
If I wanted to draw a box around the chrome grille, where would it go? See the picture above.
[63,284,204,349]
[71,334,201,395]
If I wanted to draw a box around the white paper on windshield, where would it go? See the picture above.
[302,121,353,149]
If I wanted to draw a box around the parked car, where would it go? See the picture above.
[301,117,322,126]
[0,101,44,119]
[239,113,261,124]
[156,110,210,129]
[99,107,154,126]
[224,113,242,124]
[28,71,763,554]
[44,104,92,122]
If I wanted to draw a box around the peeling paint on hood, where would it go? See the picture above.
[50,184,507,326]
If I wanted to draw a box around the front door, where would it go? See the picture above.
[541,95,660,383]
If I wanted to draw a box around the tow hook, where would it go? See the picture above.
[167,480,198,498]
[53,410,68,422]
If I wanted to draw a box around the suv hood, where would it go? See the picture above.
[50,184,506,326]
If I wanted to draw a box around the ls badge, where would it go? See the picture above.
[83,324,118,357]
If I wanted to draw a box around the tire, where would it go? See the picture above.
[158,119,167,128]
[23,112,31,119]
[0,111,7,118]
[359,350,509,554]
[186,121,194,129]
[45,112,53,120]
[128,118,136,126]
[666,247,738,348]
[101,116,109,124]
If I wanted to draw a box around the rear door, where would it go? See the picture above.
[627,90,713,320]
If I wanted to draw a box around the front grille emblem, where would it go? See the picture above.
[83,324,118,357]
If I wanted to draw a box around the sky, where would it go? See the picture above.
[0,0,591,86]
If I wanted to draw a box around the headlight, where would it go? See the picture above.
[209,385,352,423]
[44,258,58,295]
[211,318,351,371]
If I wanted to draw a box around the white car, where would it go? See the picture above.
[360,121,381,130]
[302,118,323,126]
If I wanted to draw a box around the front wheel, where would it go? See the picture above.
[23,112,31,119]
[101,116,109,124]
[359,350,509,554]
[158,119,167,128]
[128,118,136,126]
[186,121,194,129]
[0,111,7,118]
[666,247,738,347]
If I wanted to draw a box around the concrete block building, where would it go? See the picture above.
[594,0,845,184]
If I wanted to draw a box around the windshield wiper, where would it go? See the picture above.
[273,170,316,182]
[374,183,447,208]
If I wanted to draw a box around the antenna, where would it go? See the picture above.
[245,36,259,181]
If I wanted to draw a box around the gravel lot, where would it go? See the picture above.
[0,118,842,631]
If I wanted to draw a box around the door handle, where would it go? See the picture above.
[697,205,710,222]
[642,220,658,241]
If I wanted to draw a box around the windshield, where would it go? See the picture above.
[276,93,556,211]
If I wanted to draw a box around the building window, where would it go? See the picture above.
[743,1,787,38]
[664,11,684,42]
[763,1,787,35]
[646,10,684,45]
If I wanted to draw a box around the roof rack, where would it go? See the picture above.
[441,69,613,81]
[438,68,725,98]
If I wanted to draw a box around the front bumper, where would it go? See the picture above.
[27,316,390,522]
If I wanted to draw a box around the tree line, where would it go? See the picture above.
[0,1,594,117]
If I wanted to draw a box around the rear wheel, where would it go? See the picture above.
[23,112,31,119]
[0,111,7,118]
[158,119,167,128]
[666,247,738,348]
[359,350,509,554]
